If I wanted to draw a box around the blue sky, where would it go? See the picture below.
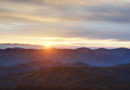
[0,0,130,48]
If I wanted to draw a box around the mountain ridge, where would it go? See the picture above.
[0,47,130,67]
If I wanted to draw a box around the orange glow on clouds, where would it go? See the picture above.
[0,35,130,48]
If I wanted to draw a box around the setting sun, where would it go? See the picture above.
[44,42,53,49]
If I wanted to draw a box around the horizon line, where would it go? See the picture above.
[0,43,129,50]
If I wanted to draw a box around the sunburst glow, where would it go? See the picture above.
[44,42,54,49]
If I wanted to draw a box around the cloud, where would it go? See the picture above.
[0,43,43,49]
[0,0,130,45]
[0,12,63,23]
[0,0,130,23]
[3,0,129,6]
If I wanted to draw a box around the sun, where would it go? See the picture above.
[44,42,53,49]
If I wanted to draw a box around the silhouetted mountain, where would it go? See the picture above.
[0,47,130,67]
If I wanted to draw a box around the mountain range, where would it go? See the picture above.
[0,47,130,67]
[0,47,130,89]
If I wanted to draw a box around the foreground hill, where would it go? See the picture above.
[0,47,130,67]
[0,60,89,76]
[0,64,130,90]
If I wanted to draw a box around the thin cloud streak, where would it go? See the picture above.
[0,12,62,23]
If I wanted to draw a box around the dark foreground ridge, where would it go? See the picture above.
[0,64,130,90]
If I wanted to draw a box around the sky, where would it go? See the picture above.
[0,0,130,48]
